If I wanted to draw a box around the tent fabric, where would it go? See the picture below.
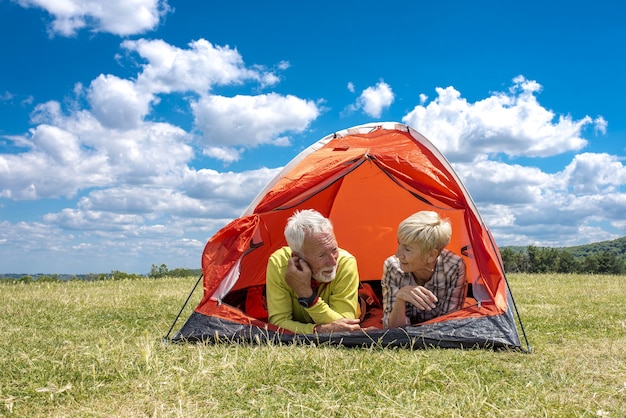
[173,122,527,350]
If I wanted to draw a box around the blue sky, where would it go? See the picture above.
[1,0,625,274]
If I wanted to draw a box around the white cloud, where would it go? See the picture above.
[353,81,394,118]
[30,124,82,164]
[0,220,72,252]
[1,91,15,102]
[44,208,144,230]
[455,159,553,205]
[593,117,608,135]
[191,93,319,150]
[182,167,280,202]
[561,152,626,194]
[437,78,625,248]
[402,76,599,162]
[121,38,280,94]
[0,125,111,200]
[202,147,244,164]
[1,164,280,272]
[454,150,626,248]
[87,75,154,130]
[15,0,170,36]
[114,38,310,160]
[34,166,278,236]
[0,99,192,200]
[0,217,207,273]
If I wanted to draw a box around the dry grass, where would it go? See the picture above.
[1,274,624,417]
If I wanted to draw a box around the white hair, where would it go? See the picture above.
[284,209,334,253]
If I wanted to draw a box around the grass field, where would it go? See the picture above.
[1,273,624,417]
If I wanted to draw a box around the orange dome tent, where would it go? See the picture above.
[170,122,529,350]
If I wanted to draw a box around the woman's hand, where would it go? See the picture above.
[396,285,438,310]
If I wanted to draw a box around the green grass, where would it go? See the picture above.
[1,274,624,417]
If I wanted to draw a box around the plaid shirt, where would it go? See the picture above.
[381,249,467,327]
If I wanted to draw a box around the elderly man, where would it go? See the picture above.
[265,209,361,334]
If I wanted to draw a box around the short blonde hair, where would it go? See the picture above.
[397,211,452,254]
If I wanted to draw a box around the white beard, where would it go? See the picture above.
[313,266,337,283]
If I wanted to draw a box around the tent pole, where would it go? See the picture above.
[508,279,532,352]
[487,231,532,352]
[162,273,203,343]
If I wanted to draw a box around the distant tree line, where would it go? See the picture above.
[0,271,146,284]
[0,264,202,284]
[148,264,201,278]
[500,246,625,275]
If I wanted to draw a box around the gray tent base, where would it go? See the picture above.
[172,309,524,351]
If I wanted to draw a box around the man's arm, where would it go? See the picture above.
[266,250,317,334]
[305,252,360,325]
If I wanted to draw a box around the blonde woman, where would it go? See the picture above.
[382,211,467,328]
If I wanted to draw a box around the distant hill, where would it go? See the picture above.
[563,236,626,258]
[502,236,626,259]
